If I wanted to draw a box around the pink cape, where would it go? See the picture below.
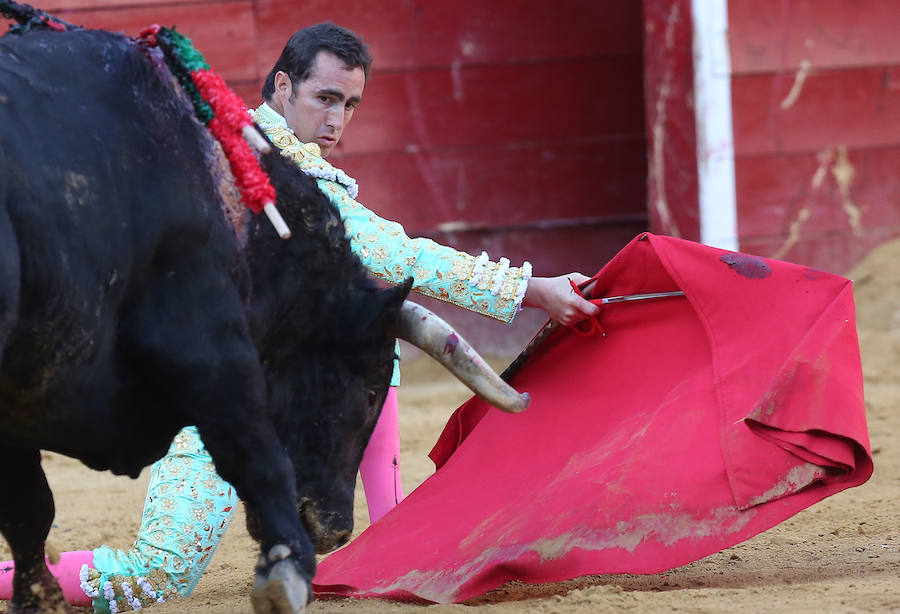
[313,233,872,603]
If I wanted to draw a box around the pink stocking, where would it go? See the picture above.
[0,550,94,606]
[359,387,403,523]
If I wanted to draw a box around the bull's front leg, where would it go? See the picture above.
[0,445,74,614]
[197,418,316,614]
[168,355,315,613]
[128,258,317,613]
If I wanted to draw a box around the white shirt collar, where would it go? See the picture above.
[255,101,292,132]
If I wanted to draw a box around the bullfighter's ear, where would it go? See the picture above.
[273,71,293,101]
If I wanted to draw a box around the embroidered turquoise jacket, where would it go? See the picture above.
[252,104,532,384]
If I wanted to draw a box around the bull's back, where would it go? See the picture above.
[0,28,216,265]
[0,28,240,463]
[0,27,219,346]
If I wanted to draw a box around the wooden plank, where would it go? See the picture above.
[736,145,900,238]
[385,0,642,68]
[253,0,410,77]
[739,227,900,277]
[642,0,700,242]
[731,67,900,157]
[254,0,641,74]
[43,2,259,82]
[325,56,645,156]
[736,144,900,273]
[729,0,900,74]
[334,138,647,232]
[727,0,900,275]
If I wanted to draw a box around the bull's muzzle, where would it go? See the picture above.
[297,499,352,554]
[245,500,352,554]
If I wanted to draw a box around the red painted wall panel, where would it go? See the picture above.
[306,1,650,282]
[727,1,900,275]
[732,67,900,157]
[641,0,699,242]
[332,56,646,156]
[739,231,887,278]
[634,0,900,275]
[254,0,641,73]
[729,0,900,74]
[339,138,648,232]
[737,146,900,246]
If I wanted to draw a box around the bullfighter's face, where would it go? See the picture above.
[273,50,365,158]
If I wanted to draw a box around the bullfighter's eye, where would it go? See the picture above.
[367,390,377,406]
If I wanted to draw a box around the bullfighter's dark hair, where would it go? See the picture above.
[261,22,372,101]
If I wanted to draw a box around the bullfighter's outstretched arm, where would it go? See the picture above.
[253,103,531,325]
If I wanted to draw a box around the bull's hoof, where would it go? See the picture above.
[250,544,311,614]
[7,595,75,614]
[7,569,76,614]
[7,606,75,614]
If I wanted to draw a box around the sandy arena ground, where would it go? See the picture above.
[2,240,899,614]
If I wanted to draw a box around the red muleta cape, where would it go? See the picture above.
[314,233,872,603]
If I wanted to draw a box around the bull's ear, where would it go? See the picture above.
[379,277,414,328]
[390,277,414,308]
[349,277,413,338]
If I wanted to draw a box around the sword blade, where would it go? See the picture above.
[601,291,685,304]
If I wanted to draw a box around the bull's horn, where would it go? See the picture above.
[394,301,530,413]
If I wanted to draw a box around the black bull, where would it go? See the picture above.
[0,24,527,614]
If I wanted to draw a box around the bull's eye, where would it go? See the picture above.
[367,390,377,406]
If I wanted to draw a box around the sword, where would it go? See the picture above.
[500,290,685,382]
[600,291,685,304]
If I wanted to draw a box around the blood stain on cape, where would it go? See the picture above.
[720,254,772,279]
